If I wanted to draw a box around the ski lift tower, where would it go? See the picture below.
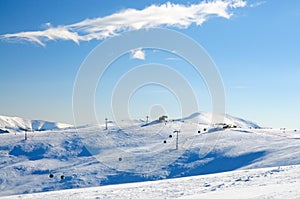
[105,118,108,130]
[24,131,28,141]
[173,130,180,150]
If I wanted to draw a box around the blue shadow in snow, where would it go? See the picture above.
[32,169,50,175]
[9,145,48,160]
[100,151,266,186]
[141,120,162,127]
[168,150,266,178]
[100,172,149,186]
[78,146,93,157]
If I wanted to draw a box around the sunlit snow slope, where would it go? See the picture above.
[0,112,299,197]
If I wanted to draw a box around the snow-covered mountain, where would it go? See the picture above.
[0,112,299,197]
[0,115,73,133]
[174,112,261,129]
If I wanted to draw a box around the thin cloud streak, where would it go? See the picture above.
[165,57,182,61]
[249,1,266,8]
[0,0,247,46]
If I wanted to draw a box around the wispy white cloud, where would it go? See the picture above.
[0,0,247,46]
[165,57,182,61]
[130,48,145,60]
[249,1,266,8]
[0,26,80,46]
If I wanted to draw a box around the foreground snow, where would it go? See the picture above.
[1,164,300,199]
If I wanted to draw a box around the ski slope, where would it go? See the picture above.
[1,164,300,199]
[0,112,299,197]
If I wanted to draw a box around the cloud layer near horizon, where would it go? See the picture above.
[0,0,246,46]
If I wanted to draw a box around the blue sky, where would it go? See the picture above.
[0,0,299,128]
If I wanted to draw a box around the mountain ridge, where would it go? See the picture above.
[0,115,73,133]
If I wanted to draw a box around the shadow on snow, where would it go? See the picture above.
[101,150,266,185]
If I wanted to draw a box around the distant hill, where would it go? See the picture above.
[0,115,73,133]
[184,112,261,129]
[144,111,260,129]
